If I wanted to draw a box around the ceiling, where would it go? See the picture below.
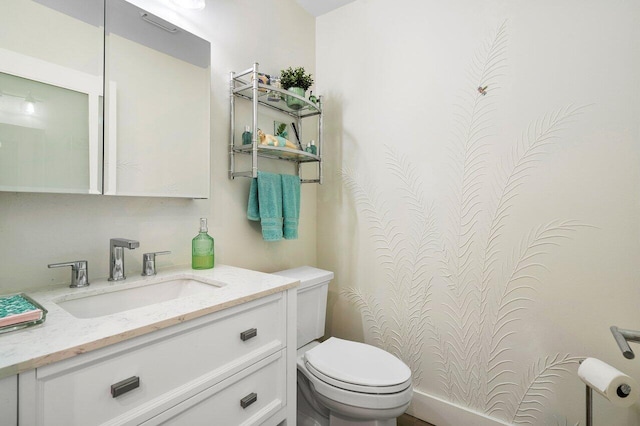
[295,0,357,17]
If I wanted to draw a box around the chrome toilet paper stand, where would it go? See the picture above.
[579,358,594,426]
[577,326,640,426]
[584,382,632,426]
[585,385,593,426]
[582,358,633,426]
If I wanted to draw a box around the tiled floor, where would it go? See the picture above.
[398,413,436,426]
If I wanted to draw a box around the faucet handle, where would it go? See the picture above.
[141,251,171,277]
[48,260,90,288]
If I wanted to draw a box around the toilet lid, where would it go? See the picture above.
[304,337,412,389]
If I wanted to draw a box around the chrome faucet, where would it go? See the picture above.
[109,238,140,281]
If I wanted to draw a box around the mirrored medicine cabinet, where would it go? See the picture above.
[0,0,211,198]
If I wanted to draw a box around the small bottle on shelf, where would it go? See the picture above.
[268,76,281,102]
[242,125,252,145]
[192,218,214,270]
[308,91,317,104]
[309,140,317,155]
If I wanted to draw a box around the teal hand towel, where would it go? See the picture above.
[247,178,260,221]
[247,171,283,241]
[281,174,300,239]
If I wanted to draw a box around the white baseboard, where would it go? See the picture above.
[406,388,511,426]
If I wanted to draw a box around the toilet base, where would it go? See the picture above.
[329,413,396,426]
[298,378,329,426]
[297,376,405,426]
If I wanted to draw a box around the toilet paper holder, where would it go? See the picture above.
[610,326,640,359]
[583,384,632,426]
[580,357,634,426]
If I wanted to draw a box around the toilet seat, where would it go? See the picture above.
[304,337,412,394]
[306,362,412,394]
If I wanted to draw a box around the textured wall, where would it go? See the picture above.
[317,0,640,424]
[0,0,317,293]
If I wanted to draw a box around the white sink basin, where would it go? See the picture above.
[56,276,223,319]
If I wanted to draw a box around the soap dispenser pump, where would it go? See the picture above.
[192,218,214,269]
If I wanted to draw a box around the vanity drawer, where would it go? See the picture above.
[35,294,285,426]
[142,350,286,426]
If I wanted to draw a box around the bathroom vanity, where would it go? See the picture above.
[0,266,298,425]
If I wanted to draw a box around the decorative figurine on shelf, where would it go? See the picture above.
[308,91,318,104]
[258,129,299,149]
[251,72,271,93]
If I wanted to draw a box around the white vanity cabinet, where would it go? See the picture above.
[0,375,17,424]
[17,290,296,426]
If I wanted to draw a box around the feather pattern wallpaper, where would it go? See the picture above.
[317,1,640,425]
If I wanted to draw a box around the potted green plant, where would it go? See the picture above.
[280,66,314,110]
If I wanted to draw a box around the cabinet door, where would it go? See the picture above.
[103,0,210,198]
[142,351,286,426]
[0,375,17,426]
[0,0,104,194]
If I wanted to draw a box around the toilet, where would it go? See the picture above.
[274,267,413,426]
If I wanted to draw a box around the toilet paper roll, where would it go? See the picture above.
[578,358,638,408]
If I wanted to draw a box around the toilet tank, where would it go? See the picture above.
[273,266,334,349]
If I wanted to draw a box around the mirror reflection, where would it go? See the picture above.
[0,0,104,194]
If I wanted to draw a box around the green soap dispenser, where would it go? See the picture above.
[192,218,214,269]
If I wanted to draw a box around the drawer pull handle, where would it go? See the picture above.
[240,392,257,409]
[240,328,257,341]
[111,376,140,398]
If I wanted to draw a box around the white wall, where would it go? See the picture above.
[317,0,640,424]
[0,0,317,294]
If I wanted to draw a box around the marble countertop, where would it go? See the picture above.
[0,265,298,379]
